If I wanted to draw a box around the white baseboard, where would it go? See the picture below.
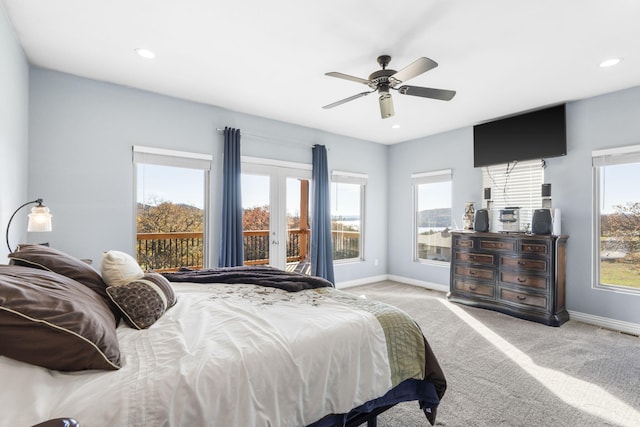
[387,275,450,293]
[568,310,640,336]
[335,274,390,289]
[336,274,449,293]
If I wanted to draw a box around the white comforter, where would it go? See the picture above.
[1,283,392,427]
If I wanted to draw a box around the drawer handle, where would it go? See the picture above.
[469,270,477,276]
[517,295,527,301]
[469,255,476,261]
[517,277,527,283]
[517,260,527,265]
[469,285,477,291]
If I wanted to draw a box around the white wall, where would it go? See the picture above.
[389,87,640,326]
[27,68,388,284]
[0,3,29,260]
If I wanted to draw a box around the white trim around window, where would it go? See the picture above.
[133,145,212,170]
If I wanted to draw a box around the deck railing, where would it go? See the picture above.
[137,229,312,271]
[136,232,205,272]
[136,228,359,271]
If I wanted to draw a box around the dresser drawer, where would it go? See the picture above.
[521,241,549,255]
[453,280,494,297]
[454,265,494,281]
[454,237,475,249]
[500,289,547,309]
[500,257,547,272]
[455,252,494,265]
[480,239,516,251]
[500,271,547,289]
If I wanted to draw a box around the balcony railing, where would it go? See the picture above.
[136,228,359,271]
[136,232,204,272]
[136,229,311,271]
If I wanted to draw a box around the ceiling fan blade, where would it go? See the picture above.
[322,91,373,109]
[397,85,456,101]
[379,92,395,119]
[390,57,438,84]
[325,72,370,85]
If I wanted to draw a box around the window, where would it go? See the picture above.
[481,159,545,232]
[413,169,452,263]
[133,146,212,271]
[593,145,640,292]
[331,171,366,261]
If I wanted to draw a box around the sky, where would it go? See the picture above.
[137,164,205,208]
[600,163,639,214]
[136,161,638,220]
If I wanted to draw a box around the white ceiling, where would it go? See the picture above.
[3,0,640,144]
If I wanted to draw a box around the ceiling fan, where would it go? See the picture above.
[323,55,456,119]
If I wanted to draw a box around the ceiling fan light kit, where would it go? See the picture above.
[324,55,456,119]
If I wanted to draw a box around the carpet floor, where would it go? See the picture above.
[345,281,640,427]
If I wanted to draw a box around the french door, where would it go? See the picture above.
[241,159,312,271]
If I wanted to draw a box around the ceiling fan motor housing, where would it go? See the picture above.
[368,69,396,91]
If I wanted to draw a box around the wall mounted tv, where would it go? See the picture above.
[473,104,567,168]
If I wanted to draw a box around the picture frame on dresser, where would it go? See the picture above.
[447,231,569,327]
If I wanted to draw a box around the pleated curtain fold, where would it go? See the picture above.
[311,144,335,284]
[218,127,244,267]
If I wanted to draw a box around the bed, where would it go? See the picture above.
[0,245,446,427]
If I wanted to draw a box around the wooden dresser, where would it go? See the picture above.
[448,231,569,326]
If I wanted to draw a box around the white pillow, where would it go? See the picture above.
[100,250,144,287]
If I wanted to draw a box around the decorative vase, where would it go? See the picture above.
[463,202,475,230]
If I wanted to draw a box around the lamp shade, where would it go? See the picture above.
[379,91,395,119]
[27,205,53,232]
[6,198,53,252]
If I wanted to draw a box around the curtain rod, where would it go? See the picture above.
[215,128,322,149]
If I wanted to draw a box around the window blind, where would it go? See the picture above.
[592,144,640,167]
[331,170,368,185]
[133,146,212,170]
[481,160,544,228]
[411,169,452,185]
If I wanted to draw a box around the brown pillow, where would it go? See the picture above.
[0,265,120,371]
[106,273,177,330]
[8,244,120,324]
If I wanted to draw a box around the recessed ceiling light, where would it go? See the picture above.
[600,58,622,68]
[391,124,401,129]
[135,48,156,59]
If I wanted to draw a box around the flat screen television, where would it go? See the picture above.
[473,104,567,168]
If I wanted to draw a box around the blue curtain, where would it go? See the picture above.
[311,144,335,284]
[218,127,244,267]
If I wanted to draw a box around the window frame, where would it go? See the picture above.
[132,145,212,269]
[592,144,640,295]
[412,169,453,265]
[330,170,366,263]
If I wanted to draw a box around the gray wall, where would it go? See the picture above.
[389,87,640,325]
[27,68,387,284]
[11,30,640,324]
[0,3,29,260]
[387,127,481,288]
